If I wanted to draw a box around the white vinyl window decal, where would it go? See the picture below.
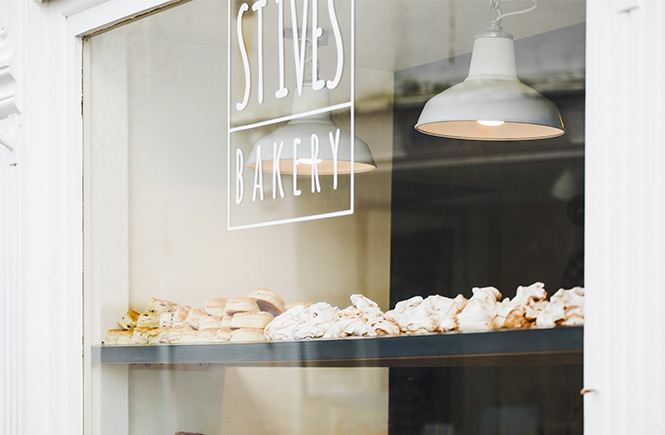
[227,0,355,230]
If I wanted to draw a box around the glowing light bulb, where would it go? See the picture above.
[298,158,323,165]
[477,120,505,127]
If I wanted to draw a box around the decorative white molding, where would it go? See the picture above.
[0,113,18,151]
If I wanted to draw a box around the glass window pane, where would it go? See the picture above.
[85,0,585,434]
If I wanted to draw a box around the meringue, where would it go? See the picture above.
[457,286,502,331]
[494,282,548,329]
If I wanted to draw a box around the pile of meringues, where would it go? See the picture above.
[264,283,584,341]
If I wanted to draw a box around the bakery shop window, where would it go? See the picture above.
[84,0,586,434]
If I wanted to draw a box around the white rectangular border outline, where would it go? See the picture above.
[230,101,352,133]
[227,0,355,231]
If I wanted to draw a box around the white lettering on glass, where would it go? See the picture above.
[327,0,343,90]
[311,0,325,91]
[272,141,285,199]
[252,146,265,201]
[290,0,309,96]
[292,138,302,196]
[310,134,321,193]
[328,128,341,189]
[236,148,245,204]
[274,0,288,99]
[236,3,251,111]
[252,0,268,104]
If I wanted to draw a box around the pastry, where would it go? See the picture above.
[195,329,224,343]
[220,313,233,328]
[264,304,310,341]
[105,329,133,345]
[214,327,233,341]
[224,297,260,314]
[229,311,274,329]
[494,282,548,329]
[204,298,227,317]
[117,310,140,330]
[230,328,266,342]
[325,295,395,338]
[137,311,161,329]
[178,329,201,344]
[288,302,339,339]
[159,312,174,328]
[198,315,224,330]
[385,296,424,333]
[292,302,340,339]
[457,286,502,331]
[143,298,178,313]
[536,286,584,327]
[247,288,285,316]
[185,308,211,330]
[131,327,153,344]
[503,306,531,329]
[147,327,171,344]
[167,327,184,344]
[172,306,191,329]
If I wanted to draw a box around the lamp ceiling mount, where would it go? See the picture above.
[487,0,538,29]
[414,0,565,141]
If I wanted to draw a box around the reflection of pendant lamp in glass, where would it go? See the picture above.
[415,0,565,141]
[247,26,375,175]
[247,85,375,174]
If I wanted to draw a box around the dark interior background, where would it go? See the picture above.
[387,25,585,435]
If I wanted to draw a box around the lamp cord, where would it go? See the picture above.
[488,0,538,27]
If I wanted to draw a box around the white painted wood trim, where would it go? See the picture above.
[0,127,26,435]
[14,0,665,433]
[67,0,183,37]
[17,1,189,434]
[585,0,665,434]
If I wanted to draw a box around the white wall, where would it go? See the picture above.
[585,0,665,433]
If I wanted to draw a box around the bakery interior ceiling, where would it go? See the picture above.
[355,0,586,73]
[149,0,585,73]
[122,0,585,117]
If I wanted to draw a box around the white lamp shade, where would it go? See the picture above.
[247,87,376,174]
[415,31,565,141]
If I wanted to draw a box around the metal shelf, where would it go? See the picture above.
[92,326,582,367]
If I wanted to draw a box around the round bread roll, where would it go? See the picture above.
[230,328,266,342]
[225,297,260,314]
[205,298,228,317]
[229,311,274,329]
[248,288,285,316]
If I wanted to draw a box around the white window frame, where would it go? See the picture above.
[23,0,664,433]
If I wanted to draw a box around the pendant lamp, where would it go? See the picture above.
[415,0,565,141]
[247,85,376,174]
